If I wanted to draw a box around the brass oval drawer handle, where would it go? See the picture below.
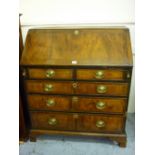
[46,69,55,78]
[96,120,105,128]
[95,70,104,79]
[46,99,55,107]
[44,84,53,92]
[48,118,57,126]
[97,85,107,93]
[96,101,106,110]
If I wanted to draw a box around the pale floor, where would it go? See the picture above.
[19,113,135,155]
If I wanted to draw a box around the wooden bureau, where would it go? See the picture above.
[20,28,133,147]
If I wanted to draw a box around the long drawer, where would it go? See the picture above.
[26,81,129,96]
[28,95,127,113]
[30,112,125,133]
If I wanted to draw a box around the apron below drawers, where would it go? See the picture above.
[30,112,125,133]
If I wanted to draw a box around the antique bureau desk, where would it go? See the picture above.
[20,28,133,147]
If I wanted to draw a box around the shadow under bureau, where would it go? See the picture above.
[20,28,133,147]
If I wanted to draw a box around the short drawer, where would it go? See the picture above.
[28,95,71,111]
[72,97,127,113]
[77,114,124,133]
[77,69,130,81]
[28,68,73,79]
[75,82,129,96]
[26,81,73,94]
[30,112,75,130]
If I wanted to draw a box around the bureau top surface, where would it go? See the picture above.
[20,28,133,67]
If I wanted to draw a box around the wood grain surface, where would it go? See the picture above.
[20,28,133,66]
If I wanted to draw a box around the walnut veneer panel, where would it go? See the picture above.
[28,95,126,113]
[30,112,124,133]
[26,81,73,94]
[77,69,128,81]
[29,69,73,79]
[77,114,124,133]
[30,112,75,130]
[72,97,127,113]
[75,82,129,96]
[26,81,128,96]
[28,95,71,111]
[20,28,132,66]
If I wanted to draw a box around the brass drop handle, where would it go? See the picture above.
[46,99,55,107]
[44,84,53,92]
[95,70,104,79]
[48,118,57,125]
[96,120,105,128]
[97,85,107,93]
[46,69,55,78]
[96,101,106,110]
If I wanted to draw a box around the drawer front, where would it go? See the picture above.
[77,114,124,133]
[26,81,128,96]
[28,95,71,111]
[77,69,129,80]
[72,97,127,113]
[75,82,129,96]
[26,81,73,94]
[30,112,75,130]
[28,68,73,79]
